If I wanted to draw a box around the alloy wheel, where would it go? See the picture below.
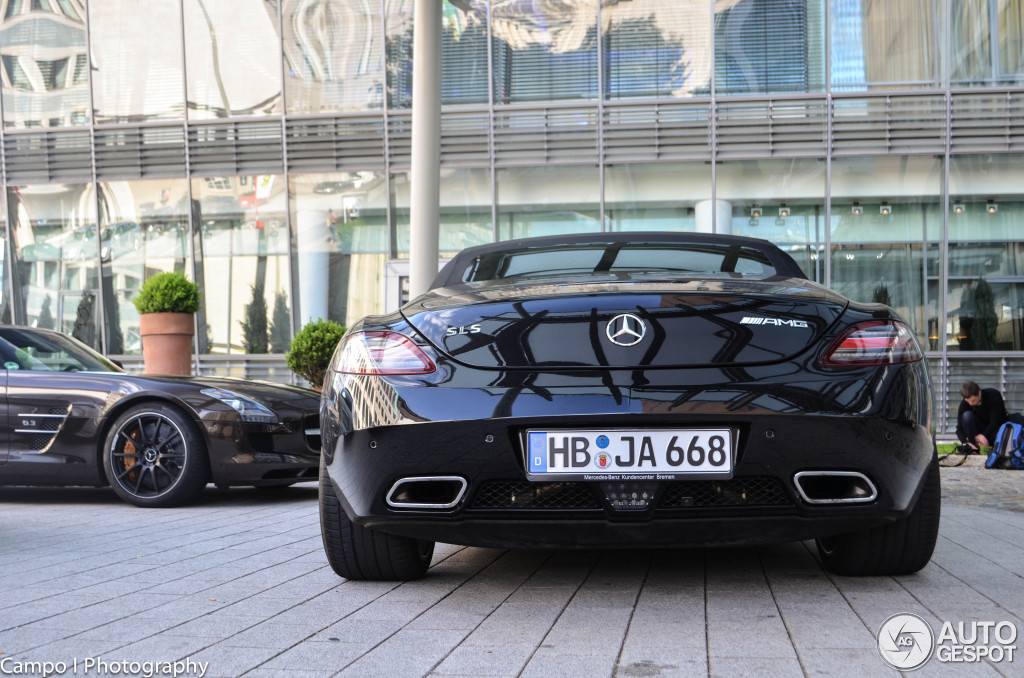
[109,412,188,499]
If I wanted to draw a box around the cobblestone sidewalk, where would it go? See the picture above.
[1,465,1022,678]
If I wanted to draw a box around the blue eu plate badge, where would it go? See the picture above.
[529,432,547,472]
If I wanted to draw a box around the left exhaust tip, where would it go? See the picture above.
[386,476,467,509]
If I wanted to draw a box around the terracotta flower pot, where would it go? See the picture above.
[139,312,195,375]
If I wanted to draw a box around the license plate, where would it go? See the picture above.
[525,429,735,481]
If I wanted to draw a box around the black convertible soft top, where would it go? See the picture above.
[431,231,808,289]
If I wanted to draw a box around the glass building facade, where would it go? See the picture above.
[1,0,1023,436]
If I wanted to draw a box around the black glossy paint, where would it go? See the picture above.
[322,234,934,550]
[0,329,320,492]
[404,282,848,369]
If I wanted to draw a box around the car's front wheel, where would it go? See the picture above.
[815,456,940,576]
[320,464,434,581]
[103,403,209,508]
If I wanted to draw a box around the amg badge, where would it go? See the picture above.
[740,316,809,328]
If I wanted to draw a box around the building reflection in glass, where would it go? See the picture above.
[183,0,282,119]
[7,183,100,348]
[289,171,388,329]
[1,0,89,128]
[192,175,290,353]
[88,0,185,124]
[97,179,191,354]
[283,0,387,113]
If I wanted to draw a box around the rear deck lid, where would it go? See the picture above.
[403,279,847,369]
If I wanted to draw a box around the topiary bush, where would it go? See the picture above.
[285,318,347,389]
[133,271,201,314]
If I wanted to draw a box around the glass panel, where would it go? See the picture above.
[951,0,1024,86]
[182,0,282,119]
[440,0,488,106]
[492,0,599,104]
[283,0,385,113]
[392,168,493,257]
[948,154,1024,350]
[1,0,88,128]
[7,183,101,349]
[97,179,190,355]
[603,2,712,98]
[193,175,289,354]
[947,280,1024,351]
[384,0,490,109]
[718,159,826,283]
[0,192,7,323]
[89,0,185,124]
[289,171,388,329]
[385,0,415,109]
[714,0,825,95]
[830,0,943,91]
[829,156,943,347]
[949,154,1024,242]
[604,163,711,232]
[496,166,600,241]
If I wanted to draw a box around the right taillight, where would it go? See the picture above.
[821,320,923,366]
[333,331,436,375]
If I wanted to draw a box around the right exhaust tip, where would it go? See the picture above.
[793,471,878,504]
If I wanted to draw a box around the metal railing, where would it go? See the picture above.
[114,354,303,387]
[929,352,1024,440]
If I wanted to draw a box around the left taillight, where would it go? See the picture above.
[821,320,923,366]
[333,331,436,375]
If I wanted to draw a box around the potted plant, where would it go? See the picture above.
[285,318,346,390]
[133,271,201,375]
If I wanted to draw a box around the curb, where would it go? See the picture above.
[939,453,988,467]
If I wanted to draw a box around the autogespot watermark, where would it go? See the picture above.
[877,613,1018,671]
[0,657,208,678]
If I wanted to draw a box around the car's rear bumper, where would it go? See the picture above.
[323,412,935,548]
[345,512,917,550]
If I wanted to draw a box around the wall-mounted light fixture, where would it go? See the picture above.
[778,204,790,218]
[987,199,999,214]
[851,202,863,216]
[749,217,760,227]
[750,205,762,218]
[953,199,965,214]
[880,202,892,216]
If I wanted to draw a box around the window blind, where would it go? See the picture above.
[714,0,818,95]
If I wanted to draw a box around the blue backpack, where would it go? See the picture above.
[986,419,1024,470]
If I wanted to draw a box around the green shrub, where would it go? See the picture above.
[133,271,201,314]
[286,318,346,389]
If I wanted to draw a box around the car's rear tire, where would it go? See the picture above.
[320,465,434,581]
[103,403,209,508]
[815,456,940,576]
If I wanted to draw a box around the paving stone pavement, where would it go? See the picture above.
[1,466,1022,678]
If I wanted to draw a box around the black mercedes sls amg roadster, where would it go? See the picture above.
[319,232,938,580]
[0,326,320,507]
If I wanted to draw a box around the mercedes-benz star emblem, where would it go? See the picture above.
[606,313,646,347]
